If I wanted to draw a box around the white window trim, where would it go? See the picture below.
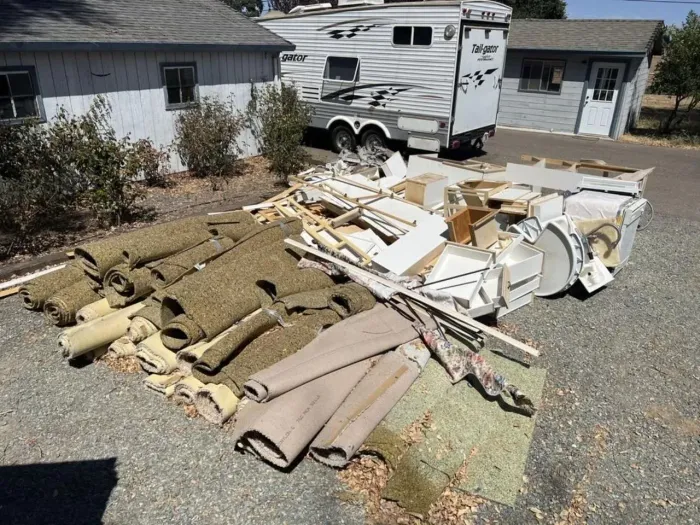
[519,58,566,95]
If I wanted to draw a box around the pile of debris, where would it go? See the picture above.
[9,148,652,515]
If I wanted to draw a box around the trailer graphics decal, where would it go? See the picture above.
[458,68,498,92]
[319,18,393,39]
[321,83,414,108]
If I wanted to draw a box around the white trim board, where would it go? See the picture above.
[504,163,583,192]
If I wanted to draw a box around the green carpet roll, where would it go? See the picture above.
[44,280,102,326]
[19,263,86,311]
[104,264,153,307]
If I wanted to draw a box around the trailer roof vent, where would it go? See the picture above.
[289,3,333,13]
[337,0,384,6]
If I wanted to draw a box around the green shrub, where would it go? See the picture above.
[246,83,313,179]
[174,96,243,184]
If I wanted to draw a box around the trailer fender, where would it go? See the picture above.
[326,116,358,134]
[358,120,392,140]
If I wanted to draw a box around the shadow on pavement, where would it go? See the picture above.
[0,458,118,525]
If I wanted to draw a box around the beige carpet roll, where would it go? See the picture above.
[44,280,103,327]
[74,216,212,279]
[127,316,159,343]
[195,383,239,425]
[232,358,373,469]
[144,373,183,397]
[57,302,145,360]
[243,303,435,403]
[309,341,431,468]
[107,336,138,357]
[149,236,236,289]
[136,332,178,374]
[176,343,209,375]
[76,298,118,324]
[172,376,205,405]
[19,263,86,311]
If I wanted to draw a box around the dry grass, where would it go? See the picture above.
[621,94,700,149]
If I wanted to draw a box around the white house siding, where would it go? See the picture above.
[498,51,587,134]
[611,57,643,139]
[629,54,650,127]
[0,49,277,172]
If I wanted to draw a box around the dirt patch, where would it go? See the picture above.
[0,156,284,267]
[645,404,700,437]
[98,354,142,374]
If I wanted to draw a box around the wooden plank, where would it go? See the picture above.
[445,208,472,243]
[285,239,539,358]
[0,287,20,299]
[0,264,66,291]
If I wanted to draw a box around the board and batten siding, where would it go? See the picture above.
[497,51,587,134]
[0,49,277,172]
[611,57,643,139]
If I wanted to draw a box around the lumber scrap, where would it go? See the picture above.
[285,239,540,358]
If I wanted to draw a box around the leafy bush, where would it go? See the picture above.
[0,96,168,255]
[246,83,313,179]
[174,96,243,185]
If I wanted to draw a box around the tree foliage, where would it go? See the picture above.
[222,0,263,17]
[505,0,566,19]
[649,12,700,133]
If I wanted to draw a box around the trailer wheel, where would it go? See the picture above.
[360,128,386,150]
[330,124,356,153]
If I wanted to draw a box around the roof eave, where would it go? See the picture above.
[0,41,295,53]
[508,47,647,56]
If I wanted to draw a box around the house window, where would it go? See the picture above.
[0,69,40,122]
[161,63,197,109]
[323,57,359,82]
[592,67,619,102]
[392,26,433,47]
[519,59,565,94]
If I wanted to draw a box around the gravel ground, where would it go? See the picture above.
[1,136,698,524]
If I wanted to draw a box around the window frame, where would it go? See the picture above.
[159,62,199,111]
[518,58,566,95]
[391,25,434,48]
[322,56,360,82]
[0,66,45,125]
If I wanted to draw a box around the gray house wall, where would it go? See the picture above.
[498,50,588,134]
[499,50,648,140]
[0,49,278,172]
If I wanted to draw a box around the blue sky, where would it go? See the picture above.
[566,0,694,25]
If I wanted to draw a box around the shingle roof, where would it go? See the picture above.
[509,19,664,54]
[0,0,293,52]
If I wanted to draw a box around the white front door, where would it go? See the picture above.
[578,62,625,136]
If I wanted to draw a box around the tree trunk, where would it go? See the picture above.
[660,96,683,134]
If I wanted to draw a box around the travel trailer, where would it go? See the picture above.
[260,0,512,152]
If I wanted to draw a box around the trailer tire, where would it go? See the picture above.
[330,124,356,153]
[360,127,386,150]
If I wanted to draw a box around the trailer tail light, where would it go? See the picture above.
[488,129,496,137]
[439,121,447,129]
[450,139,461,149]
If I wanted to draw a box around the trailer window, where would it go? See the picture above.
[323,57,359,82]
[392,26,433,47]
[519,59,565,94]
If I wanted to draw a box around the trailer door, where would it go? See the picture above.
[452,26,507,136]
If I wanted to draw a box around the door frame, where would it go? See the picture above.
[574,57,632,138]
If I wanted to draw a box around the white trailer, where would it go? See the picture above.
[260,0,511,152]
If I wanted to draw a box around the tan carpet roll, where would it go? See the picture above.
[126,316,159,343]
[19,263,86,311]
[144,373,183,397]
[135,332,178,374]
[107,336,138,357]
[195,383,239,425]
[172,376,205,405]
[76,298,119,324]
[57,302,144,359]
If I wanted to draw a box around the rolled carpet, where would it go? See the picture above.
[19,263,86,311]
[57,302,145,359]
[126,316,159,343]
[44,280,102,326]
[149,236,235,289]
[74,216,212,279]
[107,336,138,357]
[232,357,373,469]
[103,264,154,307]
[144,373,183,397]
[176,343,208,376]
[243,302,436,403]
[309,340,431,468]
[193,310,342,397]
[195,383,239,425]
[194,283,375,374]
[204,210,260,241]
[135,332,178,374]
[160,244,333,348]
[131,293,166,330]
[76,298,118,324]
[172,376,205,405]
